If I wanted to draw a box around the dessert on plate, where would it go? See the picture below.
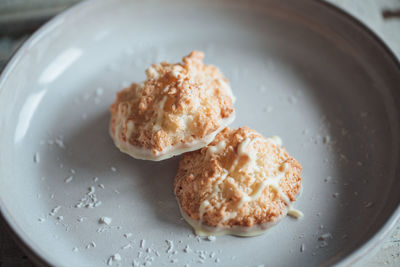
[110,51,236,161]
[174,127,302,236]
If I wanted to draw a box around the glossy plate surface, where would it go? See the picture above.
[0,0,399,266]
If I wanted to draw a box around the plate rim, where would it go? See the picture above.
[0,0,399,266]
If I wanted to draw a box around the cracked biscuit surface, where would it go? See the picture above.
[109,51,235,161]
[174,127,302,236]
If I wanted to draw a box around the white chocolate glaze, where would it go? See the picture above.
[206,140,226,158]
[152,96,167,132]
[180,203,285,237]
[110,113,235,161]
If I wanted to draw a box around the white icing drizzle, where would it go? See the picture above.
[153,96,167,132]
[268,136,282,146]
[234,138,300,213]
[126,120,135,139]
[237,137,252,155]
[287,208,304,219]
[199,170,228,221]
[229,137,251,173]
[207,140,226,158]
[236,163,289,208]
[236,137,262,172]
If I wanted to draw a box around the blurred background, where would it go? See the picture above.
[0,0,399,72]
[0,0,399,266]
[0,0,80,70]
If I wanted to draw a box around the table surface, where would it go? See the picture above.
[0,0,399,266]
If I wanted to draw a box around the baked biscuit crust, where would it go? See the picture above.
[174,127,302,236]
[109,51,235,161]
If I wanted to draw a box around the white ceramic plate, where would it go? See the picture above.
[1,0,400,266]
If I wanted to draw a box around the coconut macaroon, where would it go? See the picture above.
[174,127,302,237]
[109,51,235,161]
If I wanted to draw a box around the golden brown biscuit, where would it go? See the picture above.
[110,51,235,161]
[174,127,302,236]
